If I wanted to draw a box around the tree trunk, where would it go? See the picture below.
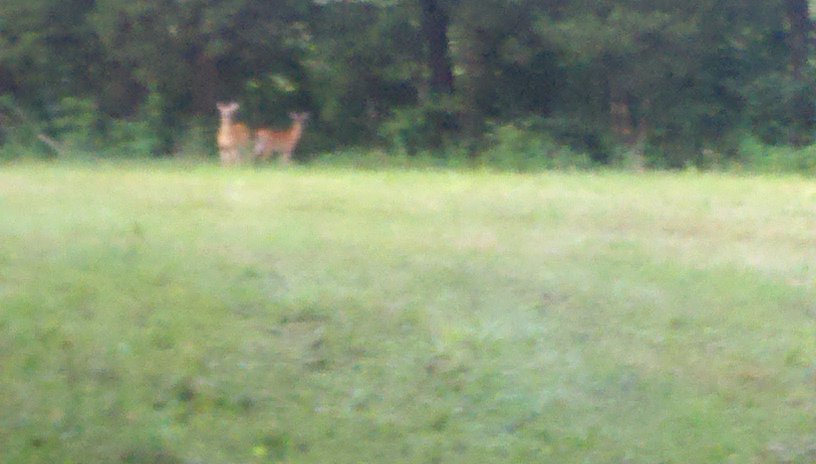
[785,0,814,145]
[459,27,491,142]
[786,0,809,79]
[608,77,648,170]
[190,51,219,115]
[608,79,634,142]
[0,66,15,95]
[418,0,454,96]
[417,0,456,149]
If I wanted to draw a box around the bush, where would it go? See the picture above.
[479,122,593,171]
[58,90,172,158]
[743,73,815,145]
[379,99,458,155]
[0,122,46,161]
[49,96,103,152]
[0,137,49,162]
[172,120,217,160]
[738,136,816,174]
[105,119,161,158]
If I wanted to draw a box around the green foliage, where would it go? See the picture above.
[379,100,458,155]
[743,72,816,145]
[173,119,217,160]
[307,1,421,146]
[105,119,160,158]
[50,97,102,151]
[0,0,102,104]
[480,121,593,171]
[738,136,816,174]
[0,133,47,161]
[0,95,51,160]
[1,0,815,169]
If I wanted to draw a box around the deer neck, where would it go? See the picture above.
[290,121,303,139]
[219,115,235,134]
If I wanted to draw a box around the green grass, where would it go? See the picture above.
[1,161,815,463]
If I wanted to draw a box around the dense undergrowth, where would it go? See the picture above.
[1,97,815,174]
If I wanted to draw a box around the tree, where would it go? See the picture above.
[784,0,814,144]
[1,0,815,163]
[535,0,795,165]
[0,0,101,107]
[90,0,310,114]
[419,0,454,96]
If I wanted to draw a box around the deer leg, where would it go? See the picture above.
[254,139,266,160]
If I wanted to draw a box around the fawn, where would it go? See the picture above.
[216,102,251,166]
[254,112,309,164]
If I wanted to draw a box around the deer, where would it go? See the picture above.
[254,112,309,164]
[216,101,251,166]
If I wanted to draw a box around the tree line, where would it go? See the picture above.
[0,0,814,168]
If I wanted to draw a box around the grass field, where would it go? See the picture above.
[1,161,815,463]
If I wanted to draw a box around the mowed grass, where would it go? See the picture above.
[1,161,815,463]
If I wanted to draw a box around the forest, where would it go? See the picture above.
[1,0,815,170]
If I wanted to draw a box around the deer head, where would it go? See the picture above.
[289,112,310,124]
[217,101,241,120]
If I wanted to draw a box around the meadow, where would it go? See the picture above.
[1,161,815,463]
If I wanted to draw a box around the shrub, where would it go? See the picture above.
[105,119,161,158]
[738,136,816,174]
[0,137,49,162]
[0,96,54,160]
[479,122,593,171]
[50,96,103,152]
[379,100,458,155]
[172,119,215,160]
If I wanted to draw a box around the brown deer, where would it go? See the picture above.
[254,112,309,164]
[216,102,251,166]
